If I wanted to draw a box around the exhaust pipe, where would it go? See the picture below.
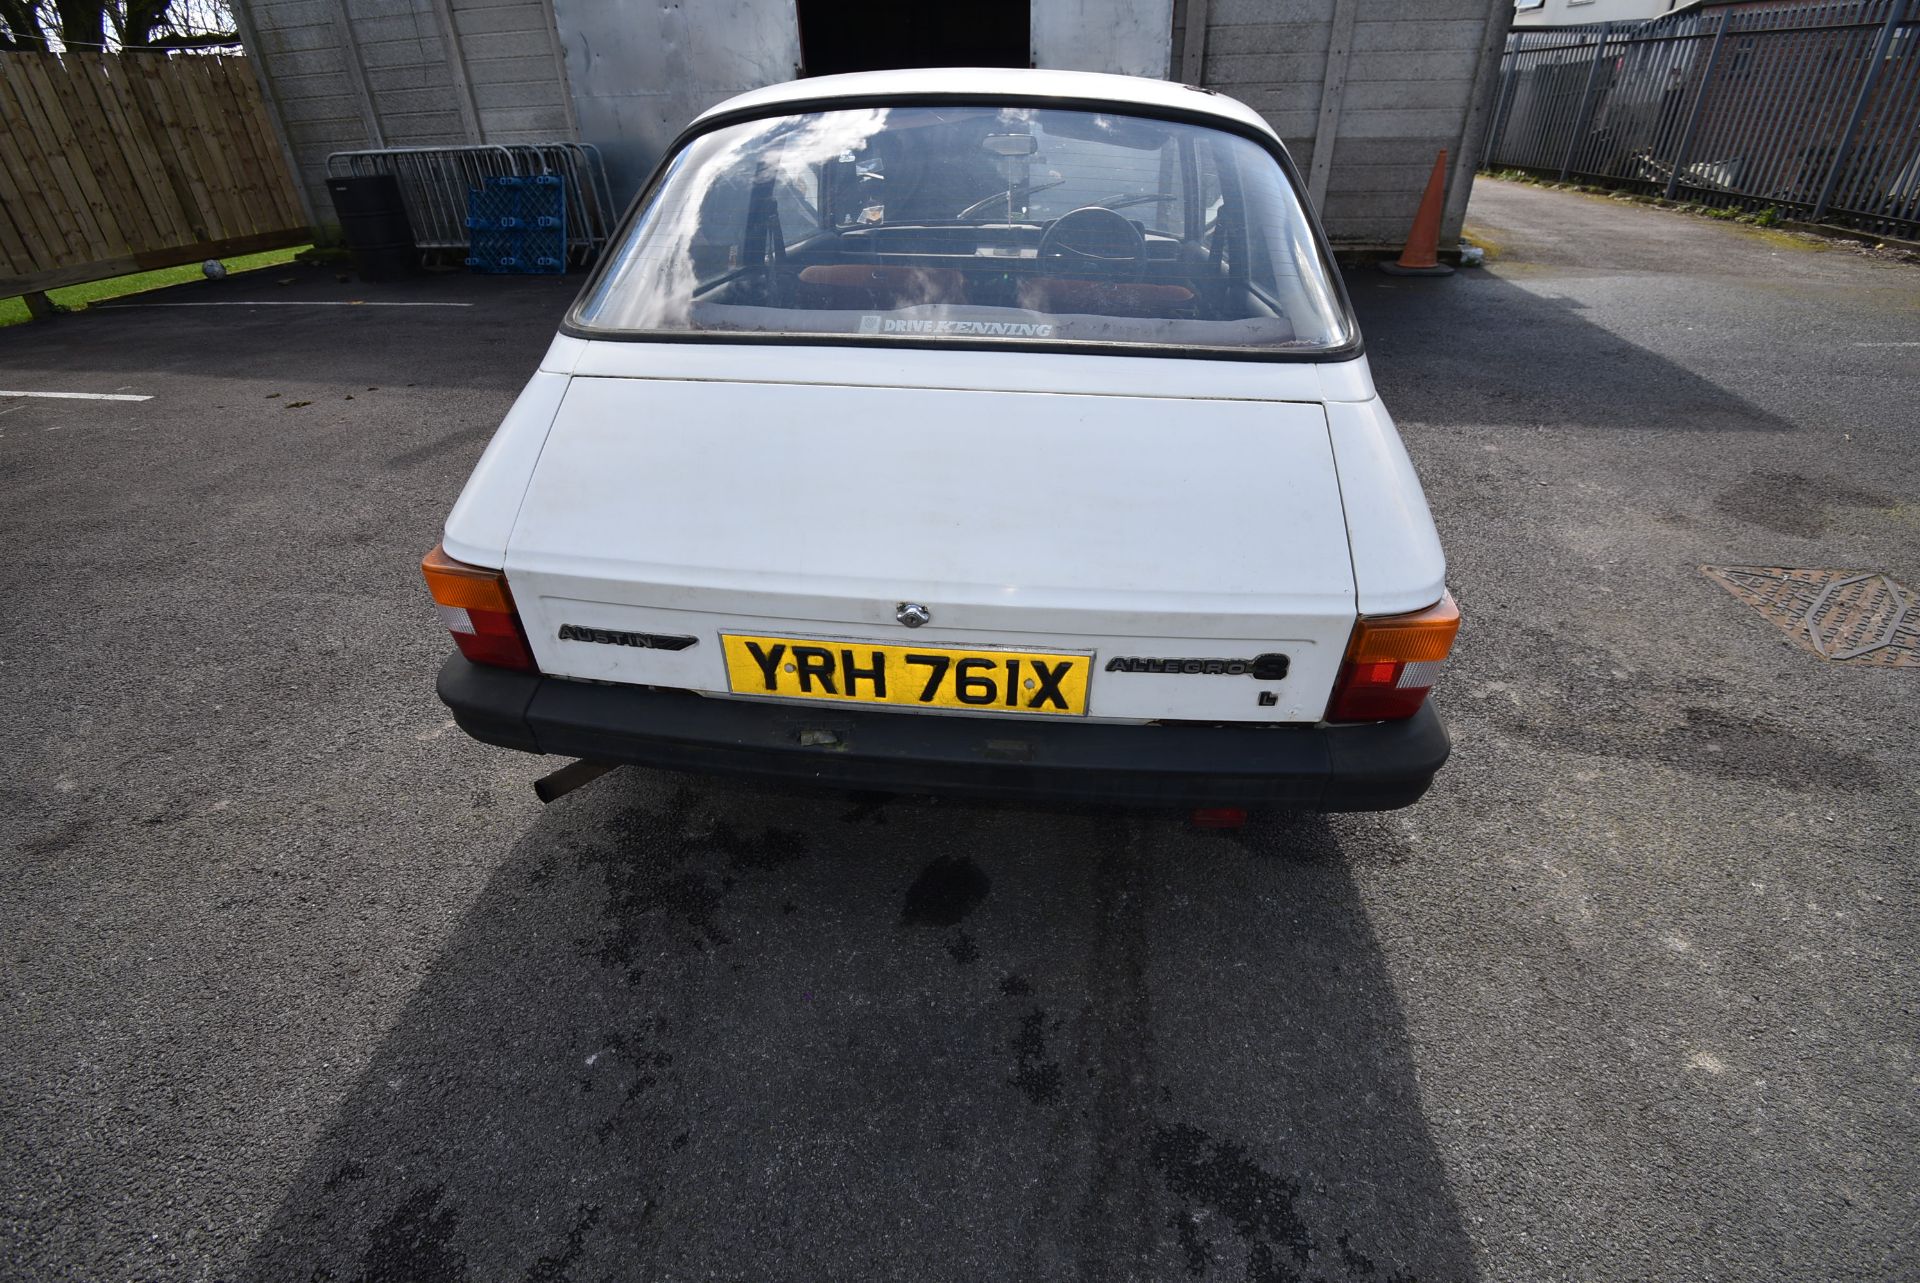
[533,759,617,804]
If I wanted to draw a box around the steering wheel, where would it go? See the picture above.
[1036,206,1146,273]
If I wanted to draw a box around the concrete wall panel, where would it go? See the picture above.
[1205,52,1332,84]
[257,21,339,51]
[447,4,551,34]
[1344,79,1479,111]
[252,0,331,22]
[1352,18,1488,52]
[1347,48,1483,83]
[1208,0,1336,25]
[1205,23,1332,56]
[241,0,1508,248]
[1352,0,1494,20]
[1186,0,1511,245]
[239,0,574,222]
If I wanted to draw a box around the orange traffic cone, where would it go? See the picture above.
[1380,149,1455,276]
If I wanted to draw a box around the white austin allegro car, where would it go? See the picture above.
[424,68,1458,811]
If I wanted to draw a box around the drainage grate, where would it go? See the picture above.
[1703,567,1918,666]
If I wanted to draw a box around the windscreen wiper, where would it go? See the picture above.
[955,178,1066,220]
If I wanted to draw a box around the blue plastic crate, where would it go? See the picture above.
[465,175,565,274]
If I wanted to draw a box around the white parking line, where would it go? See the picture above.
[1853,341,1920,347]
[0,389,152,401]
[97,301,475,309]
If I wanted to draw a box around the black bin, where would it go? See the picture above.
[326,174,417,282]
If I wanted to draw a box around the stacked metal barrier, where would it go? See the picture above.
[325,143,617,267]
[1483,0,1920,239]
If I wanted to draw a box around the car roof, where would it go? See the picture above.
[693,67,1278,140]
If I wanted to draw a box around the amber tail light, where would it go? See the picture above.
[1326,592,1460,723]
[421,542,537,672]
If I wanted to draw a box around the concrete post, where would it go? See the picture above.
[1307,0,1359,213]
[1178,0,1210,86]
[1447,0,1520,240]
[429,0,485,144]
[329,0,384,148]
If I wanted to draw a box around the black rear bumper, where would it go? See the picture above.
[436,655,1450,811]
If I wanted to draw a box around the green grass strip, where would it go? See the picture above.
[1,245,313,328]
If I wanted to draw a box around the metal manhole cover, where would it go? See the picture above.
[1702,567,1919,665]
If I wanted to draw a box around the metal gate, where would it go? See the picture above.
[1483,0,1920,239]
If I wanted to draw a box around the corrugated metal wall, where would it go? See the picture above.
[235,0,573,223]
[445,0,576,140]
[1032,0,1176,76]
[545,0,799,209]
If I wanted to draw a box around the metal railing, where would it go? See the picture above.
[1483,0,1920,239]
[325,143,618,266]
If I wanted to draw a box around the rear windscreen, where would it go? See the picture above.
[572,105,1353,355]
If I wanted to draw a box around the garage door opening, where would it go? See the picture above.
[796,0,1030,77]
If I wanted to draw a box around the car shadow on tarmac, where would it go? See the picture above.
[240,772,1478,1282]
[1346,268,1793,434]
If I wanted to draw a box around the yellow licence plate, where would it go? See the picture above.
[721,634,1091,716]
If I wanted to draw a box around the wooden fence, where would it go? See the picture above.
[0,52,309,299]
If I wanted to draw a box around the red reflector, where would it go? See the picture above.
[1327,673,1431,723]
[1191,807,1248,830]
[453,615,536,670]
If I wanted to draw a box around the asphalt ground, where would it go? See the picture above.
[2,179,1915,1282]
